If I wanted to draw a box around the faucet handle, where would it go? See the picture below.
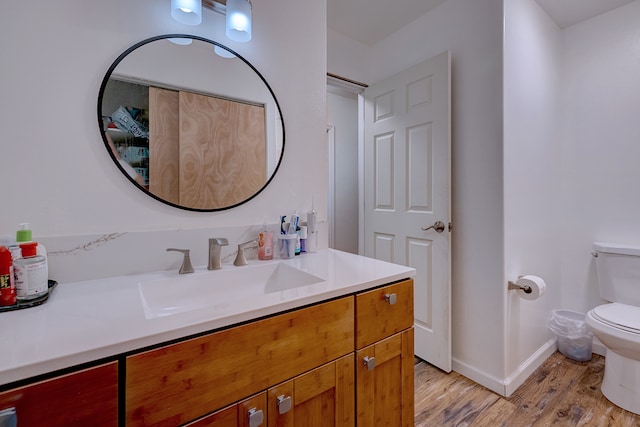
[166,248,195,274]
[233,240,258,266]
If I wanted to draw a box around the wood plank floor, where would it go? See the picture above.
[415,352,640,426]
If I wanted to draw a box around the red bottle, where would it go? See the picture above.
[0,246,17,306]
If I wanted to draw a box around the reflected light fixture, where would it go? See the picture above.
[171,0,202,25]
[214,45,236,58]
[170,0,252,44]
[168,37,193,45]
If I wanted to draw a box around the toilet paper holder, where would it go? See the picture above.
[508,277,532,294]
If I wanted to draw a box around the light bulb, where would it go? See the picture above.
[226,0,252,42]
[171,0,202,26]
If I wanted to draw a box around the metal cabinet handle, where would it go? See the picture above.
[0,408,17,427]
[384,293,397,305]
[277,395,292,414]
[248,407,264,427]
[421,221,445,233]
[363,356,376,371]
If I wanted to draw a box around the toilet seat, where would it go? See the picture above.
[591,303,640,335]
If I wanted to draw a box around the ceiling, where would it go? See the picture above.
[327,0,636,45]
[327,0,446,46]
[535,0,635,28]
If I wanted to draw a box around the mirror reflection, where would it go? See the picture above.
[98,35,284,211]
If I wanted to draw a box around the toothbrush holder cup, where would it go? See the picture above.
[278,235,297,259]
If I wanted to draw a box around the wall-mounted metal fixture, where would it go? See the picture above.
[507,280,532,294]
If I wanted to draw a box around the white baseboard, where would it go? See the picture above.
[503,338,557,397]
[451,338,557,398]
[450,358,508,397]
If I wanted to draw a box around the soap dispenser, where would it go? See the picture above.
[16,223,48,282]
[258,226,274,261]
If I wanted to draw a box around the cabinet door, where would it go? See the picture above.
[268,355,354,427]
[185,393,266,427]
[356,329,414,427]
[0,362,118,427]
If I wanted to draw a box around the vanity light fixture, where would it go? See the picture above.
[171,0,252,43]
[171,0,202,26]
[225,0,252,42]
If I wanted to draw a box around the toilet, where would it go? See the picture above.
[586,242,640,415]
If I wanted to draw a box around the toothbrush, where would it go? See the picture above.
[288,212,298,235]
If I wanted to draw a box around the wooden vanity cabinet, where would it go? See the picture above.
[0,278,414,427]
[355,279,414,427]
[0,361,118,427]
[125,297,354,427]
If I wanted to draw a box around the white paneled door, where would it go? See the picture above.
[364,51,451,372]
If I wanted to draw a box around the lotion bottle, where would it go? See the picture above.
[15,242,48,301]
[258,227,274,260]
[16,223,48,282]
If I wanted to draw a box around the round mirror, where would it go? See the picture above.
[97,34,285,211]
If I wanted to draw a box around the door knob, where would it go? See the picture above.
[422,221,445,233]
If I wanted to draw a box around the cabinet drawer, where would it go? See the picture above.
[126,296,354,427]
[355,279,413,349]
[0,362,118,427]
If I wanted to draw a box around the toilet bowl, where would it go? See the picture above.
[586,303,640,414]
[587,242,640,415]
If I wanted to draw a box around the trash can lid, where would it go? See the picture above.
[592,303,640,334]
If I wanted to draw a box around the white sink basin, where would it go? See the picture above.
[138,263,325,319]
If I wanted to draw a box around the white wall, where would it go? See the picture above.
[560,1,640,312]
[327,29,372,84]
[503,0,563,392]
[0,1,327,261]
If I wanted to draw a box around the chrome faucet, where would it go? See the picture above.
[208,238,229,270]
[233,240,259,266]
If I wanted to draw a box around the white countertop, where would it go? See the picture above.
[0,249,414,386]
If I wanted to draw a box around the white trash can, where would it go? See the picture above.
[548,310,593,362]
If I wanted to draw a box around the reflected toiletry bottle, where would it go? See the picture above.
[15,242,48,301]
[0,246,16,306]
[258,230,274,261]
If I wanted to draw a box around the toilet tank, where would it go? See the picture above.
[593,242,640,306]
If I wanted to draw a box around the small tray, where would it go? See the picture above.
[0,280,58,313]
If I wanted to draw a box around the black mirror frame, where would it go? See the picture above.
[97,34,285,212]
